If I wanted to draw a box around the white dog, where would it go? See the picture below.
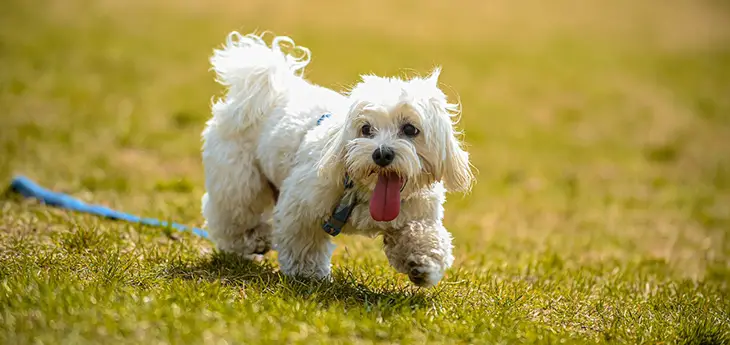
[201,31,473,287]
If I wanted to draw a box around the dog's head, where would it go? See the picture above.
[318,68,473,221]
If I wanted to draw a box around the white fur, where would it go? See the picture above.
[201,31,473,287]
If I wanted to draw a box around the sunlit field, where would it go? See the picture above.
[1,0,729,343]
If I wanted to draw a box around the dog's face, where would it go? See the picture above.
[318,68,473,222]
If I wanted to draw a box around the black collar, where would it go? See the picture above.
[322,175,356,236]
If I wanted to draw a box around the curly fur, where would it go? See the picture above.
[201,31,473,287]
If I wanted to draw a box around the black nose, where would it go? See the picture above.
[372,147,395,167]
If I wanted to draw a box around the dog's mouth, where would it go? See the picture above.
[369,171,404,222]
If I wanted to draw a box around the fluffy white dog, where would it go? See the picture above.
[201,31,473,287]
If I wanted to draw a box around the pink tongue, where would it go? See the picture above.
[369,172,403,222]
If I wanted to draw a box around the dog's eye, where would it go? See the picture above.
[401,124,420,137]
[361,124,372,137]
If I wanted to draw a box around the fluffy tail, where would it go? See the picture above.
[209,32,310,135]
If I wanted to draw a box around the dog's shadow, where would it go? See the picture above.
[165,252,434,309]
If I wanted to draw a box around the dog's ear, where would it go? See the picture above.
[317,102,364,180]
[439,122,473,193]
[427,83,474,193]
[317,121,347,180]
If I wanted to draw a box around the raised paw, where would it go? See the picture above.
[406,254,445,287]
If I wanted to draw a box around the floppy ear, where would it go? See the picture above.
[429,108,473,193]
[439,125,473,193]
[316,120,347,180]
[426,69,473,193]
[316,101,364,181]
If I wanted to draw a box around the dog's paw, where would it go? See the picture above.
[216,222,272,257]
[406,254,445,287]
[244,223,272,255]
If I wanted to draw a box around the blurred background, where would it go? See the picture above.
[1,0,729,278]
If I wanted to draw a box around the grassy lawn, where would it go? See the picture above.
[2,0,729,343]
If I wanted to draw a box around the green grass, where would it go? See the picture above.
[2,0,730,343]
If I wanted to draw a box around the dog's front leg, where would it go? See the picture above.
[272,195,335,280]
[274,218,334,279]
[383,220,454,287]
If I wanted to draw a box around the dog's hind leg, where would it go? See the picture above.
[201,133,275,257]
[202,32,312,257]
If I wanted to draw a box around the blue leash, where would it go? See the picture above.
[8,114,336,240]
[8,176,209,239]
